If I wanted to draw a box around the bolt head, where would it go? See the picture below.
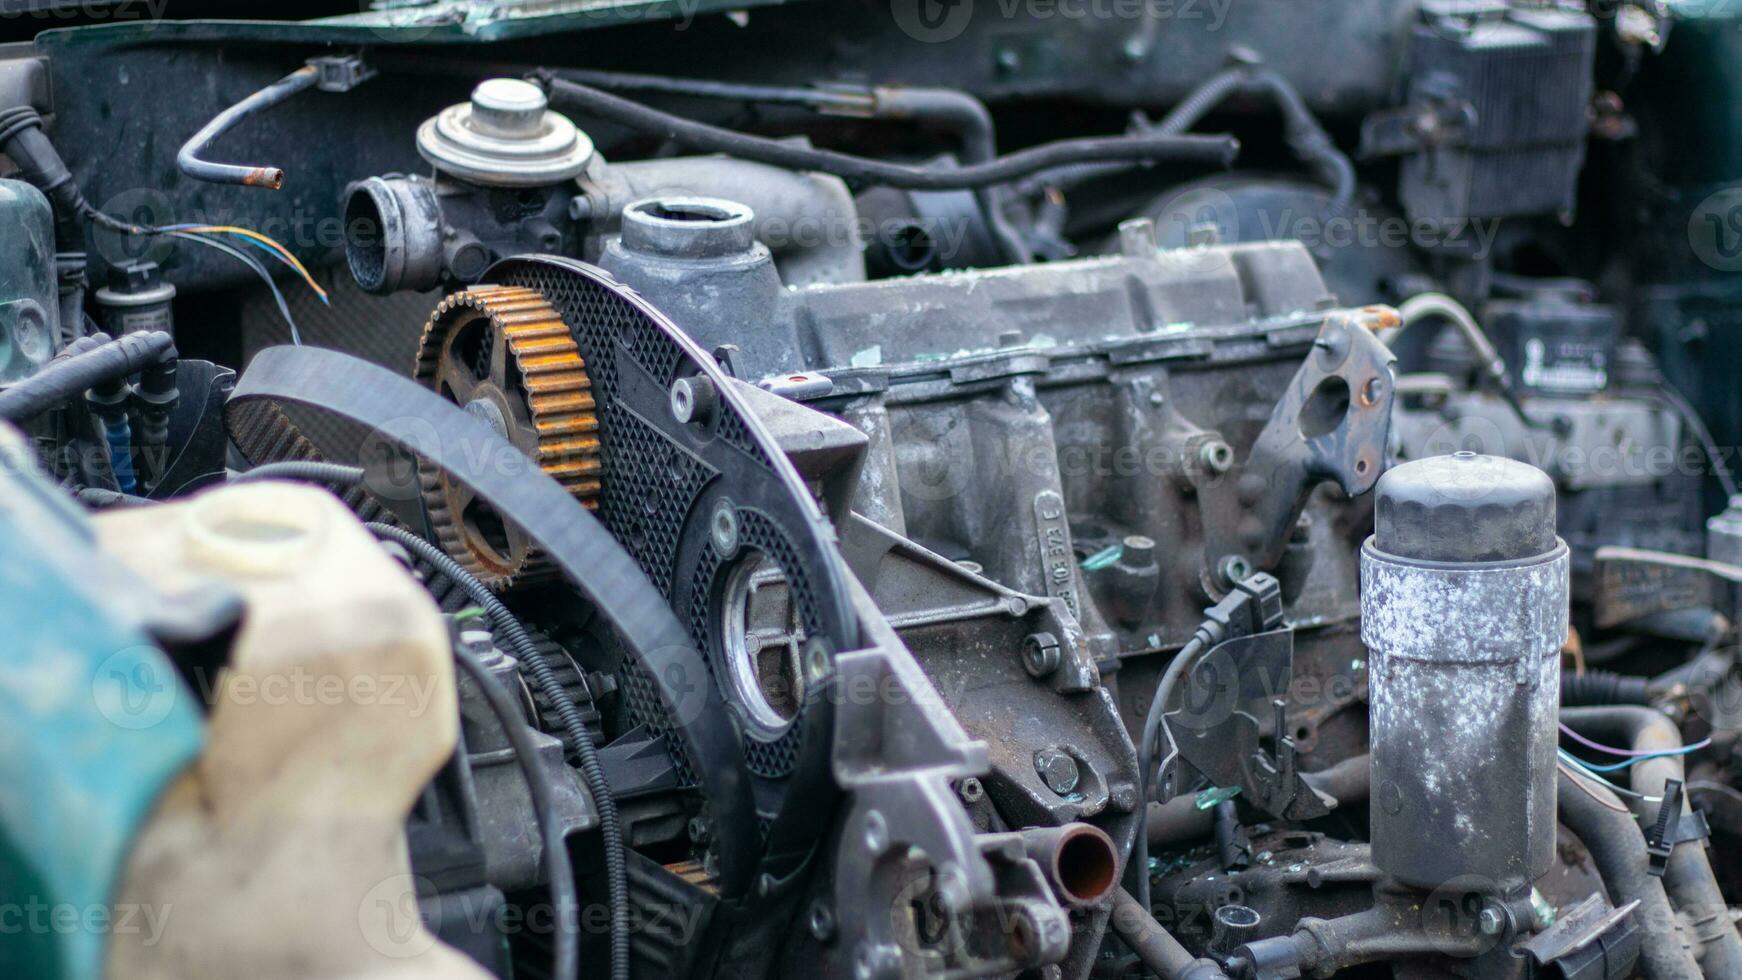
[1034,748,1081,796]
[1478,907,1505,936]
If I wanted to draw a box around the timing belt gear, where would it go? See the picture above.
[414,285,603,589]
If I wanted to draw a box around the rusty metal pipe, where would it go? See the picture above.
[1018,823,1120,908]
[177,66,319,190]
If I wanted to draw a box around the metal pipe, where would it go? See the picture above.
[1017,824,1120,908]
[176,66,320,190]
[1109,887,1230,980]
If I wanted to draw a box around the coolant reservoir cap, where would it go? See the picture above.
[417,78,594,187]
[1373,451,1556,563]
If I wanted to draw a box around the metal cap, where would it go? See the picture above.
[1374,451,1556,563]
[417,79,594,187]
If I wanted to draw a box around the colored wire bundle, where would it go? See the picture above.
[1559,721,1712,771]
[1556,749,1665,803]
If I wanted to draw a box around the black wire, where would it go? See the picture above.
[1652,383,1739,500]
[536,73,1238,191]
[367,522,627,980]
[231,460,366,486]
[450,633,583,980]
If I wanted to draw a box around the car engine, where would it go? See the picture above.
[2,2,1741,978]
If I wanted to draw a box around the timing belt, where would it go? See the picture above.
[226,344,759,897]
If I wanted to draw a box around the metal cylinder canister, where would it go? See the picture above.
[1360,451,1567,892]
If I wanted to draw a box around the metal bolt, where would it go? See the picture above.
[710,500,740,556]
[1478,907,1505,936]
[1118,217,1159,258]
[863,810,889,853]
[1199,439,1234,475]
[804,639,832,682]
[957,777,985,804]
[1034,747,1081,796]
[686,816,711,843]
[808,902,837,942]
[671,375,718,425]
[1217,554,1253,587]
[1021,632,1062,678]
[1122,534,1157,565]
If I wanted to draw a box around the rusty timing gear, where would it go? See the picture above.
[413,285,601,588]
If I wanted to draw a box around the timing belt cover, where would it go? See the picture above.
[486,257,861,878]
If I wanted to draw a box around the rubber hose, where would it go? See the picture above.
[366,523,629,980]
[537,74,1239,190]
[1561,669,1653,707]
[0,331,175,423]
[1555,769,1702,979]
[1563,706,1742,976]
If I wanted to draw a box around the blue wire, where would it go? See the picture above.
[1570,739,1712,773]
[168,232,303,345]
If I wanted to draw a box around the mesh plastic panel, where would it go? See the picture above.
[498,263,826,790]
[686,509,821,778]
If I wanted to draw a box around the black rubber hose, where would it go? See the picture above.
[450,628,583,980]
[0,106,138,238]
[1555,769,1701,979]
[1110,887,1230,979]
[367,523,628,980]
[1561,669,1654,707]
[536,73,1239,191]
[1562,706,1742,976]
[231,461,367,487]
[0,331,175,423]
[177,65,319,190]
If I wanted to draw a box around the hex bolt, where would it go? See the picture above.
[710,500,740,556]
[956,777,985,805]
[1021,631,1062,678]
[1034,747,1081,796]
[1477,907,1505,936]
[671,374,718,425]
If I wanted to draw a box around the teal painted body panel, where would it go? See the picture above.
[0,432,204,980]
